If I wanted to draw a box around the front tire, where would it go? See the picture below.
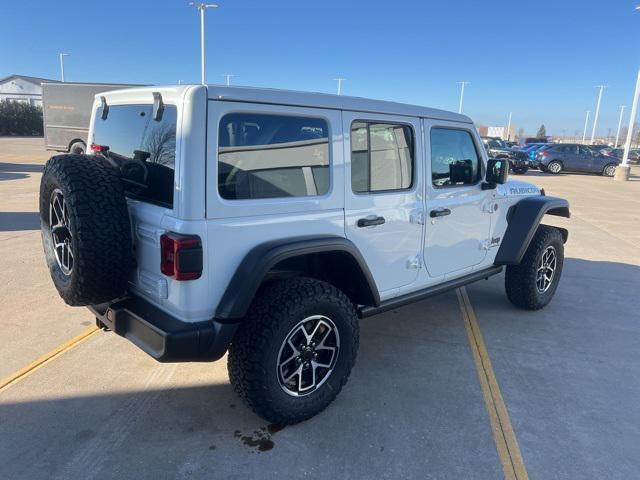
[512,166,529,175]
[228,277,359,425]
[546,160,563,174]
[505,225,564,310]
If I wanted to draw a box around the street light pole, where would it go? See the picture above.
[590,85,607,144]
[614,105,625,148]
[616,69,640,181]
[334,78,345,95]
[223,74,235,86]
[506,112,512,141]
[582,110,590,144]
[59,53,68,82]
[189,3,219,85]
[457,81,470,114]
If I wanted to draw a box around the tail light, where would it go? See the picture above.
[541,150,550,157]
[160,233,202,281]
[90,143,109,153]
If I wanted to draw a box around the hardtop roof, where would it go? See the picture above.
[205,85,473,123]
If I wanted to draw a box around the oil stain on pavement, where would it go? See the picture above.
[234,424,285,452]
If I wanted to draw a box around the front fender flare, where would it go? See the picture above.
[494,196,570,265]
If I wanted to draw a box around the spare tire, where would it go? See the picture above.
[39,154,134,306]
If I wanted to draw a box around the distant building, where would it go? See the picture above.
[477,125,517,141]
[0,74,59,107]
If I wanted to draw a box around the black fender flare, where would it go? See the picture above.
[215,236,380,321]
[494,196,570,265]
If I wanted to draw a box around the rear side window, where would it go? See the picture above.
[218,113,330,200]
[92,104,177,207]
[351,121,414,193]
[430,128,481,187]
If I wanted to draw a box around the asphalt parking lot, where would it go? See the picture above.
[1,137,639,480]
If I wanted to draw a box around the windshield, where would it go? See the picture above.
[92,104,177,207]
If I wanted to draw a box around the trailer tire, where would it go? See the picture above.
[39,154,134,306]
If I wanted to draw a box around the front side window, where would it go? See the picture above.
[92,104,177,207]
[351,121,414,193]
[218,113,330,200]
[430,128,482,188]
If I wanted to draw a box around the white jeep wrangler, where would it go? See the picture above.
[39,85,569,424]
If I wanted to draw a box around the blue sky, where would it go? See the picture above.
[2,0,639,135]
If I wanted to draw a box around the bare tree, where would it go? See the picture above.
[143,124,176,166]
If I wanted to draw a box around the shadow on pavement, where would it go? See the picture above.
[0,161,43,182]
[0,292,503,480]
[0,212,40,231]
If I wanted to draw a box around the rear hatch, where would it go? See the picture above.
[90,100,178,310]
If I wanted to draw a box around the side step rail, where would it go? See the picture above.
[358,266,503,318]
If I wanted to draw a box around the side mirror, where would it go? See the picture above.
[483,158,508,189]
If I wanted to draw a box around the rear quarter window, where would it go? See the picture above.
[217,113,330,200]
[92,104,177,207]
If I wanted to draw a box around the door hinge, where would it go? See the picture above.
[407,254,422,269]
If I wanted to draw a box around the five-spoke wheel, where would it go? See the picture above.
[49,188,73,275]
[277,315,340,396]
[535,246,556,294]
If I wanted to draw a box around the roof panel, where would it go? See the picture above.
[205,85,472,123]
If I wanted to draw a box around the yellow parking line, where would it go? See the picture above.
[0,326,100,394]
[456,287,529,480]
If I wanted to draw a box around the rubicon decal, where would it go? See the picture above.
[509,186,540,195]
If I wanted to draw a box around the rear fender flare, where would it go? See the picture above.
[215,236,380,321]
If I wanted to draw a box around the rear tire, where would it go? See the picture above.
[546,160,562,174]
[228,277,359,425]
[39,154,134,306]
[505,225,564,310]
[602,163,617,177]
[69,141,86,154]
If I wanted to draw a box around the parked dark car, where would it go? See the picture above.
[481,136,529,174]
[605,147,640,163]
[518,137,548,147]
[537,143,620,176]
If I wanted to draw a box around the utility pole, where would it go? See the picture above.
[189,3,219,85]
[457,81,470,114]
[615,105,625,148]
[223,74,235,86]
[334,78,345,95]
[616,69,640,181]
[590,85,607,144]
[506,112,512,141]
[582,110,590,144]
[59,53,68,82]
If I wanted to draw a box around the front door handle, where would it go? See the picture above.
[430,208,451,218]
[357,216,386,227]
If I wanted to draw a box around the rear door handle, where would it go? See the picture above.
[430,208,451,218]
[357,216,386,227]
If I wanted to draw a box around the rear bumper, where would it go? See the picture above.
[89,296,238,363]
